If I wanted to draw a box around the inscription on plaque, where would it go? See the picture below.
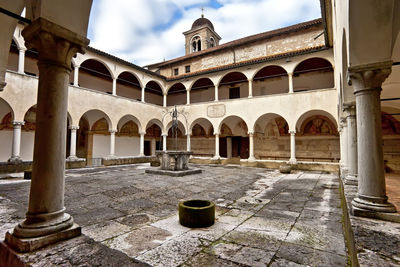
[207,104,226,118]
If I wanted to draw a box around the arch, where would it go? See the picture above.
[293,57,334,92]
[80,58,114,78]
[117,71,143,88]
[218,72,249,100]
[0,97,15,124]
[23,105,37,131]
[254,113,290,137]
[116,71,142,100]
[117,114,142,134]
[252,65,289,96]
[189,78,215,104]
[79,58,113,94]
[189,117,214,135]
[218,115,248,136]
[145,118,163,131]
[145,80,164,106]
[191,35,201,52]
[295,110,338,135]
[166,119,187,135]
[167,82,186,106]
[79,109,112,131]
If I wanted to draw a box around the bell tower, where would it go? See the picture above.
[183,13,221,55]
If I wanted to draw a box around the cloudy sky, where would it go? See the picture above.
[87,0,321,66]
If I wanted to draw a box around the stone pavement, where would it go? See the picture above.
[0,164,347,266]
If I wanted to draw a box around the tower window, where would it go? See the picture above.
[191,36,201,52]
[185,65,191,73]
[209,37,215,48]
[174,68,179,76]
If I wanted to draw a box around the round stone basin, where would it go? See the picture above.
[179,200,215,228]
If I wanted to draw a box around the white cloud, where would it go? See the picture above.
[88,0,321,66]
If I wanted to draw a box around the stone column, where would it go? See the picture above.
[214,134,220,159]
[151,138,156,155]
[288,72,294,93]
[112,77,117,96]
[289,130,296,164]
[109,129,116,157]
[214,85,219,101]
[139,132,145,156]
[141,86,145,103]
[344,105,358,184]
[186,89,191,105]
[18,48,26,74]
[162,134,167,151]
[163,93,167,107]
[339,118,349,177]
[186,134,191,152]
[73,65,79,86]
[5,18,89,252]
[227,137,232,158]
[248,79,253,98]
[248,132,255,161]
[67,126,79,160]
[8,121,24,163]
[349,62,396,214]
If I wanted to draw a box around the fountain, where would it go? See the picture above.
[145,106,202,177]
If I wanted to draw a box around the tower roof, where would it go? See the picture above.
[191,16,214,30]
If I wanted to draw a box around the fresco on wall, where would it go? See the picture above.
[23,107,37,131]
[275,117,289,136]
[146,124,162,138]
[220,123,232,136]
[382,112,400,135]
[0,112,12,130]
[192,124,206,137]
[91,118,108,133]
[300,115,337,136]
[119,120,139,136]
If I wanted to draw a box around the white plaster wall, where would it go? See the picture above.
[0,130,12,161]
[21,131,34,161]
[92,134,110,158]
[115,136,140,156]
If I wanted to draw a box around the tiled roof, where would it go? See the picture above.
[146,18,323,69]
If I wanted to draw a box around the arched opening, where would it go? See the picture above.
[254,113,290,160]
[77,110,111,166]
[218,116,249,159]
[145,120,163,155]
[209,37,215,48]
[116,115,141,157]
[116,72,142,101]
[296,110,339,162]
[166,120,186,150]
[253,65,288,96]
[219,72,248,100]
[293,57,334,92]
[190,118,214,157]
[79,59,113,94]
[190,78,214,103]
[0,98,14,161]
[7,39,18,72]
[192,36,201,52]
[145,81,163,106]
[167,83,186,106]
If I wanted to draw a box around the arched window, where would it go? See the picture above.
[191,36,201,52]
[209,37,215,48]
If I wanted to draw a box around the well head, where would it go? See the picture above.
[179,200,215,228]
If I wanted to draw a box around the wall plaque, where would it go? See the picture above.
[207,104,225,118]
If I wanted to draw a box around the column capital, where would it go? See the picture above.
[343,104,356,117]
[69,125,79,130]
[18,47,27,52]
[348,61,392,94]
[22,18,89,70]
[161,133,168,137]
[139,131,146,136]
[214,132,220,136]
[109,129,117,134]
[248,131,254,136]
[289,130,296,135]
[12,121,25,127]
[339,117,347,126]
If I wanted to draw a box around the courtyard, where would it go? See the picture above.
[1,164,349,266]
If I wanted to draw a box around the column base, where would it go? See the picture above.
[66,155,78,161]
[352,194,396,214]
[212,156,220,160]
[288,158,297,164]
[344,175,358,186]
[8,157,22,164]
[247,156,256,162]
[5,223,81,253]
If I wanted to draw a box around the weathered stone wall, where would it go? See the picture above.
[296,137,340,162]
[254,136,290,159]
[191,137,215,156]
